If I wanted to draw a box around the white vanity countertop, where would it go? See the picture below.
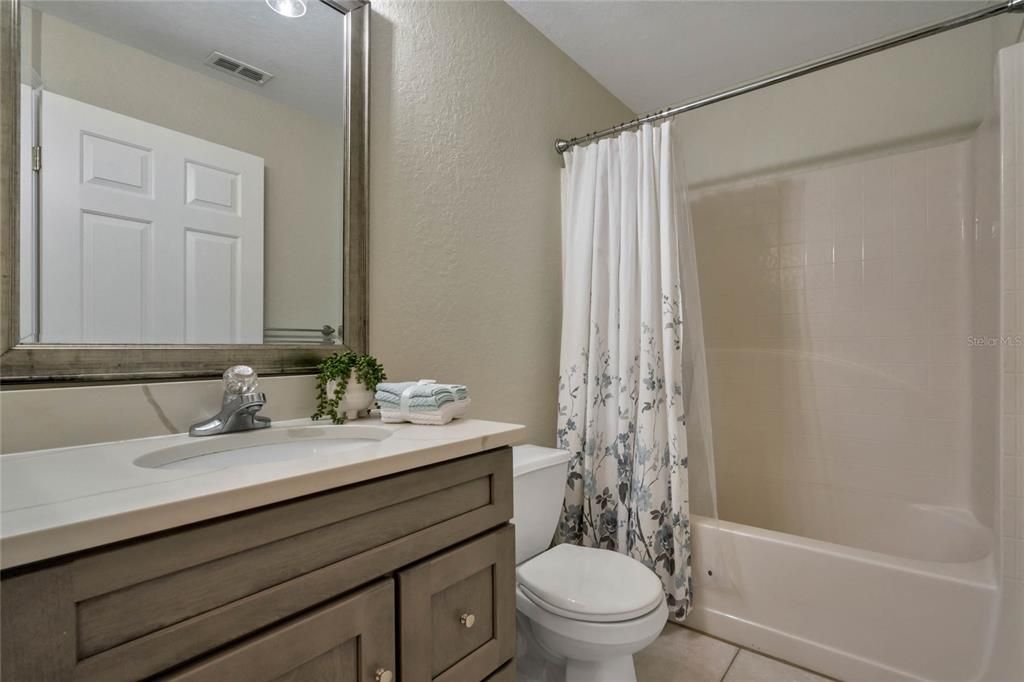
[0,418,525,569]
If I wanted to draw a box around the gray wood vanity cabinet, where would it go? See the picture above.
[0,447,516,682]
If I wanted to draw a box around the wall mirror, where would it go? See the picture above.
[0,0,368,383]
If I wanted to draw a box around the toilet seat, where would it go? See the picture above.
[517,544,665,623]
[516,585,669,652]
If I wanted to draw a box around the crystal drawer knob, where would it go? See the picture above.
[375,669,393,682]
[460,612,476,628]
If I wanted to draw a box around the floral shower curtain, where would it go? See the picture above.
[556,120,693,619]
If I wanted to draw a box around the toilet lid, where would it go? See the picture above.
[516,544,665,623]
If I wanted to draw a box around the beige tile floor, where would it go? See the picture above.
[635,624,832,682]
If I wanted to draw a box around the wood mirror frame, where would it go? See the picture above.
[0,0,369,384]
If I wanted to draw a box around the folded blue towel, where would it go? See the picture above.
[376,397,456,412]
[376,382,468,401]
[376,393,456,409]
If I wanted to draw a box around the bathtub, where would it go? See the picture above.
[685,511,999,681]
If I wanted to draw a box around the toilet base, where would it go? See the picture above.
[517,642,638,682]
[516,643,639,682]
[565,656,636,682]
[517,613,566,682]
[516,588,667,682]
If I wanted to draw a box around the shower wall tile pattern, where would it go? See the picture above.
[691,139,984,556]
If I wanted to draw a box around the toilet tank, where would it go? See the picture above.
[512,445,571,565]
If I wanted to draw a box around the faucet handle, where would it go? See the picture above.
[223,365,258,396]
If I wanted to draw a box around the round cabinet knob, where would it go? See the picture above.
[460,612,476,628]
[375,669,393,682]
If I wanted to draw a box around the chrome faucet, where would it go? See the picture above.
[189,365,271,437]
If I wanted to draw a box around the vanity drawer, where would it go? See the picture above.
[398,525,516,682]
[163,579,395,682]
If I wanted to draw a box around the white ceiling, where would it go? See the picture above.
[30,0,346,124]
[507,0,993,114]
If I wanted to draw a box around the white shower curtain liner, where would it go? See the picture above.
[556,120,714,619]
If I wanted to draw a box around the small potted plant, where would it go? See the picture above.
[312,351,387,424]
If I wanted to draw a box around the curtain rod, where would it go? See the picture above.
[554,0,1024,154]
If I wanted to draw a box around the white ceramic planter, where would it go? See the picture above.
[327,375,375,421]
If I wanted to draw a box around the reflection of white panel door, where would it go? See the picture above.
[38,91,264,343]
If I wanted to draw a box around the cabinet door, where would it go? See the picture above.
[164,580,395,682]
[399,525,516,682]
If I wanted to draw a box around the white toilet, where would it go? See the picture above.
[512,445,668,682]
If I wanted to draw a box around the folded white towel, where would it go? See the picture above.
[379,398,471,426]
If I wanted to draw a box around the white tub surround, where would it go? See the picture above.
[990,39,1024,682]
[688,516,997,682]
[687,133,1003,680]
[0,418,524,569]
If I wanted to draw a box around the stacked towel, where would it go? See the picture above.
[380,381,468,400]
[379,401,469,425]
[375,380,470,425]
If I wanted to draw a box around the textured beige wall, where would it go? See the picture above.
[366,1,631,446]
[0,1,631,452]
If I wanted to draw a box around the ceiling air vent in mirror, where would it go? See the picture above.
[204,51,274,85]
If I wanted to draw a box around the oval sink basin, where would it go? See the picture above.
[134,425,392,470]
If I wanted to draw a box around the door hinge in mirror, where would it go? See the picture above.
[31,145,41,172]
